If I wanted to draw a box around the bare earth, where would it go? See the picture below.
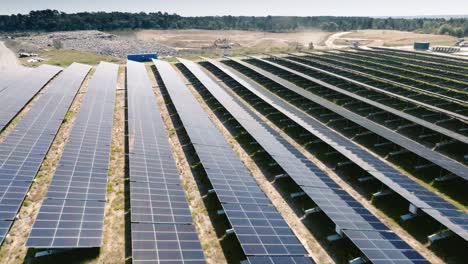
[332,29,457,47]
[0,41,22,72]
[132,29,332,50]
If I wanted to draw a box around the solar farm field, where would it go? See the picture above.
[0,47,466,264]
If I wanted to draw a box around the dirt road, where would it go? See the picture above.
[131,29,332,50]
[330,30,457,47]
[0,41,22,72]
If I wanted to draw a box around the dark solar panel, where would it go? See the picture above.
[126,60,205,262]
[221,57,468,242]
[247,256,315,264]
[0,63,91,245]
[153,59,311,259]
[26,62,117,249]
[343,230,429,264]
[0,65,62,132]
[27,199,104,248]
[178,58,428,263]
[131,223,206,264]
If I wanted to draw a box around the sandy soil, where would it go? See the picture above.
[333,30,457,47]
[133,29,331,50]
[0,41,22,72]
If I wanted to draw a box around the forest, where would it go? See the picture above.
[0,10,467,37]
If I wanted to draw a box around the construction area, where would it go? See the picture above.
[0,31,467,264]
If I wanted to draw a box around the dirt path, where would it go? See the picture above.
[329,30,457,48]
[132,29,331,50]
[324,32,351,49]
[0,41,22,72]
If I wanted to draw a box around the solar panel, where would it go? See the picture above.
[26,62,117,249]
[178,58,429,263]
[126,60,206,263]
[247,256,315,264]
[0,65,62,132]
[343,229,429,264]
[0,63,91,245]
[153,59,312,260]
[216,57,468,242]
[27,199,104,248]
[0,68,33,94]
[131,223,205,264]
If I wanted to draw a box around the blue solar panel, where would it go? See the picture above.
[0,63,91,245]
[247,256,315,264]
[0,65,62,132]
[131,223,206,264]
[343,230,430,264]
[178,58,429,263]
[154,59,312,260]
[126,60,206,263]
[26,62,118,249]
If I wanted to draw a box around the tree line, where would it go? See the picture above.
[0,10,467,37]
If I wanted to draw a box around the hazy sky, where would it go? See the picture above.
[0,0,467,16]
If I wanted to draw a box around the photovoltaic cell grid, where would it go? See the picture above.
[0,63,91,245]
[153,59,312,262]
[182,58,428,263]
[231,57,468,242]
[26,62,118,248]
[0,65,62,132]
[126,60,205,263]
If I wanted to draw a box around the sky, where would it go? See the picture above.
[0,0,467,17]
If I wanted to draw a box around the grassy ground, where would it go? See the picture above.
[3,39,123,67]
[20,49,123,67]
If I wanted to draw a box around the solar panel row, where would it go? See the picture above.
[26,62,118,249]
[153,59,314,263]
[286,54,468,120]
[208,58,468,242]
[338,50,468,83]
[179,58,429,263]
[301,52,467,103]
[126,60,206,264]
[0,65,62,132]
[0,63,91,245]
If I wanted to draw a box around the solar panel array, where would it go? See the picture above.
[153,59,314,263]
[267,55,468,141]
[0,65,62,132]
[301,52,466,103]
[0,63,91,245]
[126,60,206,264]
[208,58,468,242]
[285,54,467,120]
[26,62,118,248]
[179,58,429,263]
[246,57,468,178]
